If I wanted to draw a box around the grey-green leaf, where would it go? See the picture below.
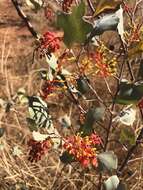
[104,175,120,190]
[97,151,118,171]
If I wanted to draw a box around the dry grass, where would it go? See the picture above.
[0,0,143,190]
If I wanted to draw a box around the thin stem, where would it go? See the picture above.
[104,57,125,151]
[103,77,113,98]
[108,139,128,151]
[11,0,39,39]
[87,0,95,15]
[118,34,135,81]
[126,60,135,81]
[98,173,103,190]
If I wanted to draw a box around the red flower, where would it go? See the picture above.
[91,51,117,77]
[38,31,61,57]
[40,80,56,99]
[40,79,66,99]
[90,133,102,145]
[62,0,74,12]
[28,139,52,162]
[63,133,101,167]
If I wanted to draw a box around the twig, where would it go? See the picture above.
[11,0,39,39]
[87,0,95,15]
[118,34,135,81]
[104,56,125,150]
[98,173,102,190]
[108,139,128,151]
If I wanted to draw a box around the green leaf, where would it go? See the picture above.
[116,80,143,105]
[80,107,105,135]
[94,0,122,17]
[120,127,136,145]
[97,151,118,171]
[104,175,120,190]
[57,1,93,47]
[60,151,75,164]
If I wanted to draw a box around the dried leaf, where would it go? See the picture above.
[94,0,122,16]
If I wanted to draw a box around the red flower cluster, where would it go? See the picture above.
[91,51,117,77]
[62,0,74,12]
[40,79,66,99]
[38,32,61,57]
[63,133,101,167]
[40,80,56,99]
[28,139,52,162]
[94,52,108,77]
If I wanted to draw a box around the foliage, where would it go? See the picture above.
[1,0,143,189]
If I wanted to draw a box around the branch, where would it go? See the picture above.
[104,58,125,150]
[11,0,39,39]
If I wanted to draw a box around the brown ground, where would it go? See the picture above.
[0,1,143,190]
